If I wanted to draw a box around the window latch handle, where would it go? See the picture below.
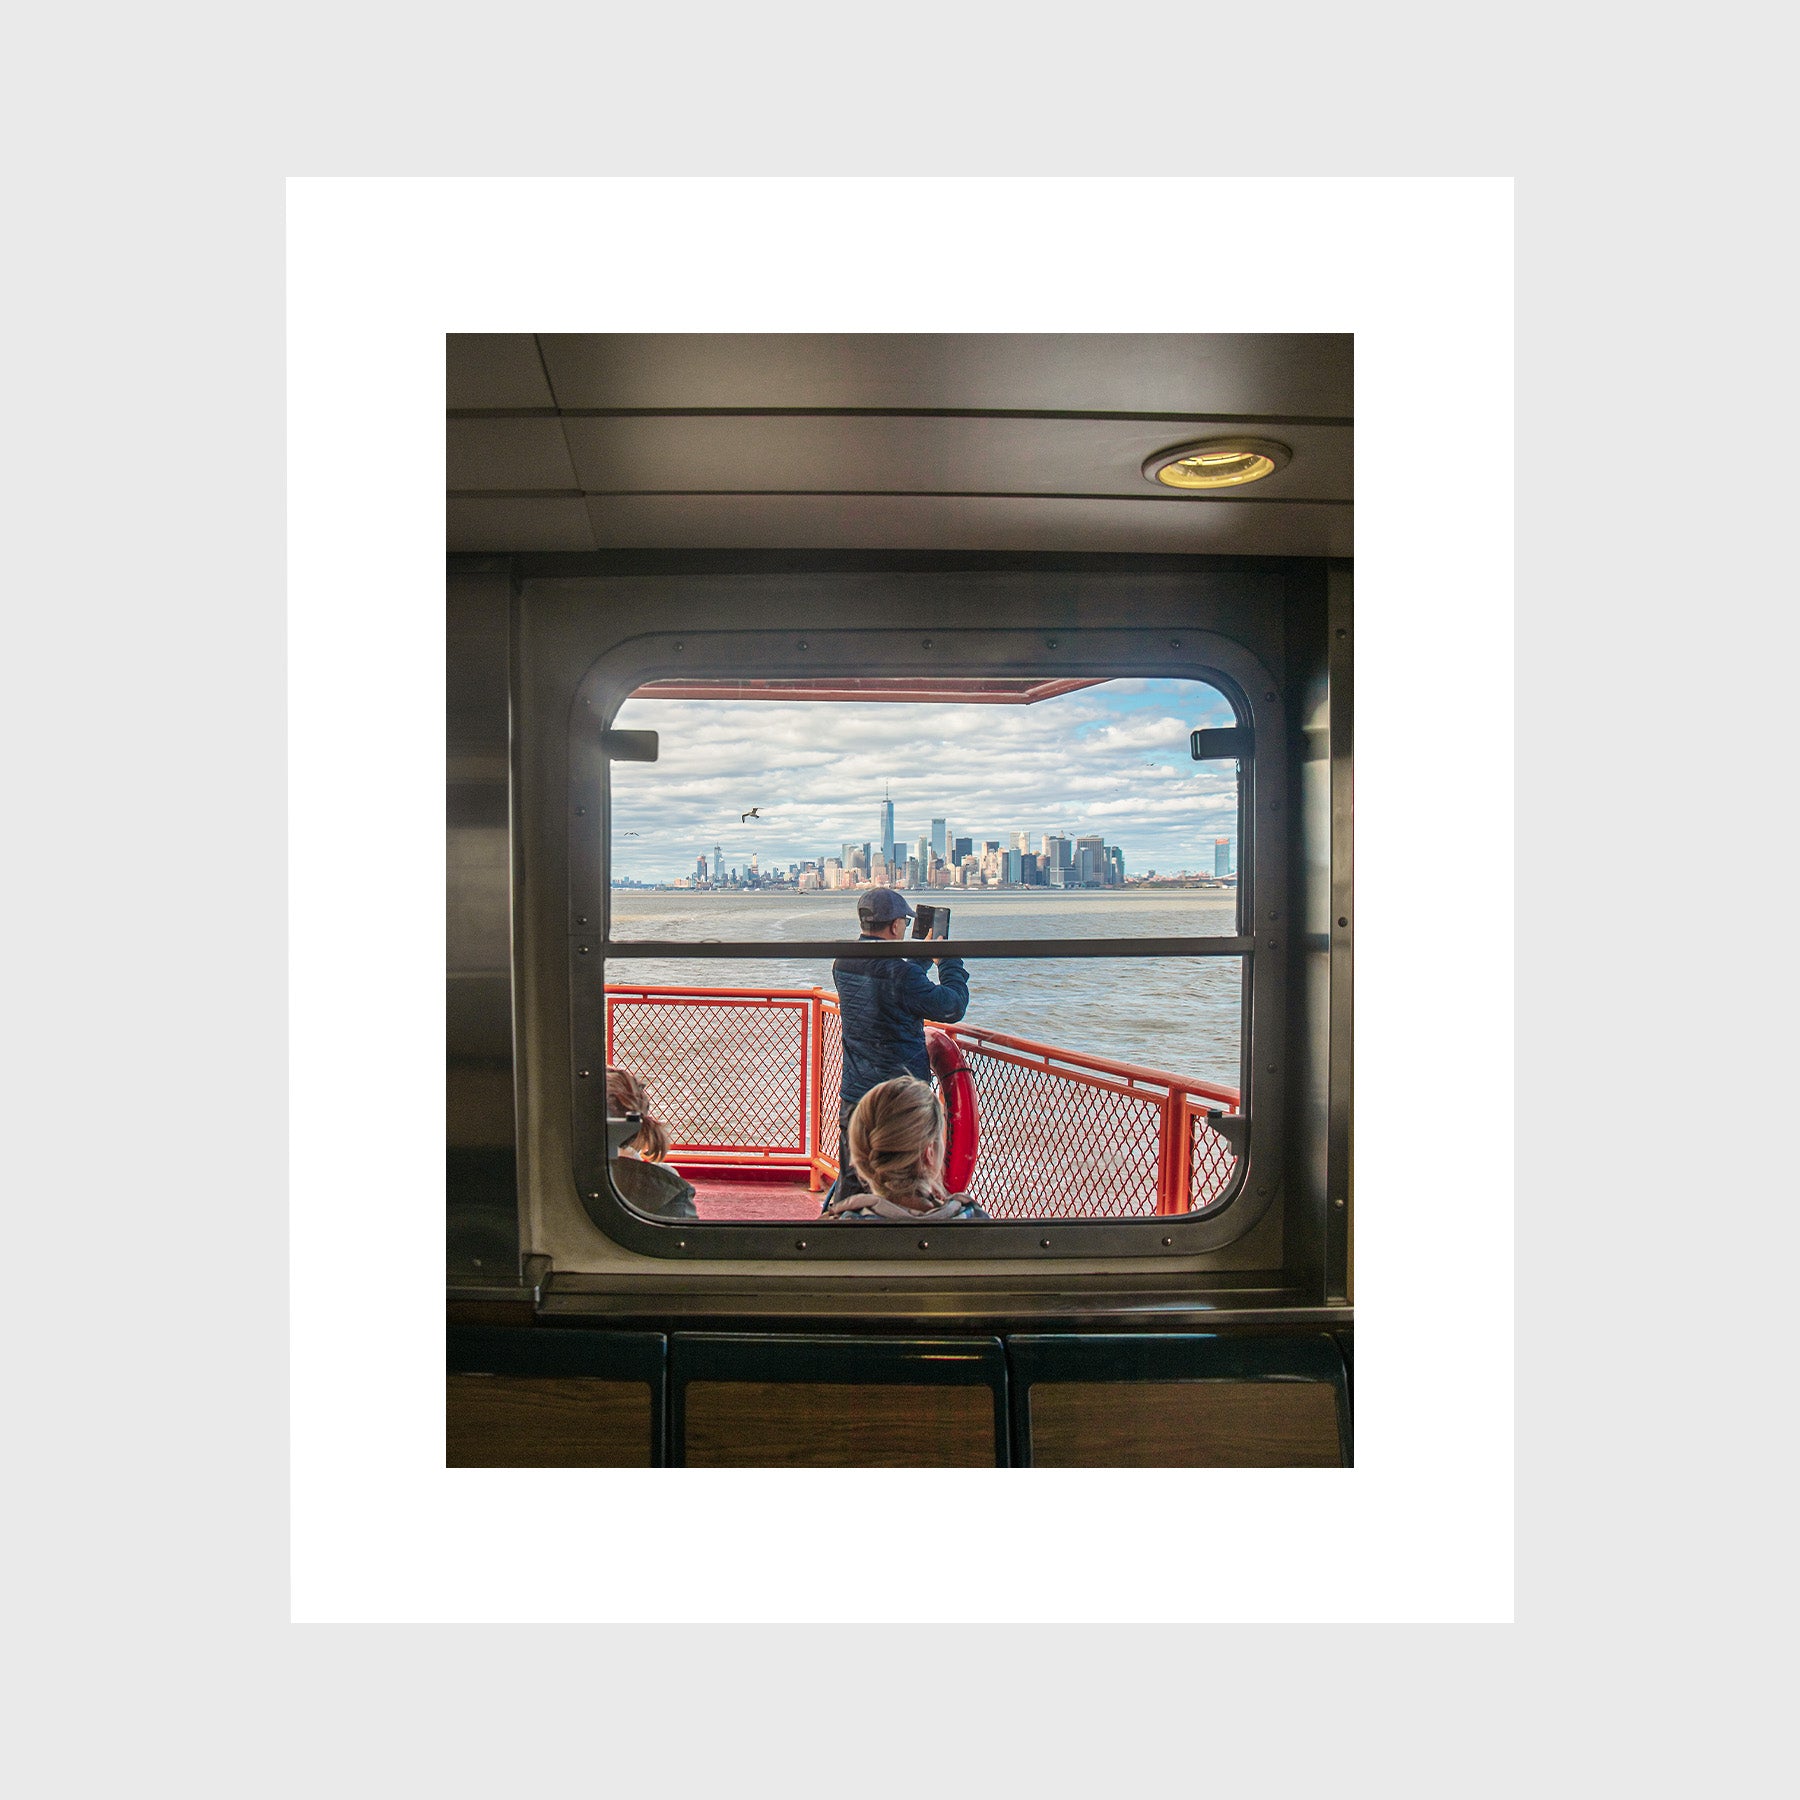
[601,729,660,762]
[1190,727,1252,761]
[1204,1109,1249,1156]
[605,1112,643,1157]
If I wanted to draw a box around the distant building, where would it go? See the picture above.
[931,818,947,858]
[1214,837,1231,877]
[879,796,895,867]
[1075,834,1105,886]
[953,836,973,862]
[696,854,708,883]
[1106,846,1125,885]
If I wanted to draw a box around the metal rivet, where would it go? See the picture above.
[1336,627,1348,638]
[1264,690,1276,701]
[1267,910,1278,920]
[1162,1237,1173,1247]
[798,640,809,650]
[923,638,934,649]
[1334,1197,1346,1209]
[918,1239,930,1250]
[674,642,684,651]
[589,1192,601,1200]
[1040,1238,1051,1249]
[1269,940,1279,951]
[577,1069,590,1079]
[1266,1064,1276,1072]
[1258,1184,1269,1194]
[796,1240,808,1250]
[1046,638,1060,649]
[1169,637,1181,648]
[677,1240,687,1249]
[576,915,587,925]
[1338,917,1348,927]
[471,1258,482,1267]
[577,945,589,954]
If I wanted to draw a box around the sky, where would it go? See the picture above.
[609,678,1240,881]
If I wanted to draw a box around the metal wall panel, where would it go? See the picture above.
[447,562,521,1278]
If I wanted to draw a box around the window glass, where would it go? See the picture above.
[601,956,1242,1225]
[606,677,1241,940]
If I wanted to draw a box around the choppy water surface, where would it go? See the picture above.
[606,889,1241,1087]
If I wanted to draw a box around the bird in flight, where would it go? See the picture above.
[621,831,641,837]
[740,807,761,822]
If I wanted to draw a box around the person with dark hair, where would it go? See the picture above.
[604,1066,697,1219]
[823,1076,988,1221]
[824,889,970,1210]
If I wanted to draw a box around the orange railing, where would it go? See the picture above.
[604,984,1241,1220]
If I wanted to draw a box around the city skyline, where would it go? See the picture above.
[610,678,1239,882]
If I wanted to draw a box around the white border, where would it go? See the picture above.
[290,176,1512,1622]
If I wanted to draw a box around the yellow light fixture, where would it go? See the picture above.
[1143,437,1291,490]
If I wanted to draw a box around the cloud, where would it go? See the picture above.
[612,678,1241,877]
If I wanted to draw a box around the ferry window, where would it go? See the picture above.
[608,676,1241,943]
[584,673,1266,1241]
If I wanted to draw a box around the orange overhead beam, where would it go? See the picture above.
[632,676,1105,705]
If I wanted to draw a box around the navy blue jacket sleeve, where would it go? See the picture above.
[897,955,970,1023]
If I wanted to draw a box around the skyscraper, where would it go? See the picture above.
[931,818,946,858]
[713,843,723,883]
[879,791,895,867]
[1214,837,1231,877]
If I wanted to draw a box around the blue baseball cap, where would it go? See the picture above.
[857,888,915,927]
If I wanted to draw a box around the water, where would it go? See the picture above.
[606,889,1241,1087]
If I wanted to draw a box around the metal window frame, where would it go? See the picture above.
[567,626,1288,1260]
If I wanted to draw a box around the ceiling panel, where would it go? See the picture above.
[536,334,1352,421]
[447,498,596,552]
[448,417,580,491]
[446,335,556,410]
[555,413,1349,501]
[575,494,1351,557]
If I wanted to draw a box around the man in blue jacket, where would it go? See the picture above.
[825,888,970,1209]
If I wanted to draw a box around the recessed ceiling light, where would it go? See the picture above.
[1143,437,1292,490]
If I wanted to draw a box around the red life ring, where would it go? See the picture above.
[925,1026,981,1195]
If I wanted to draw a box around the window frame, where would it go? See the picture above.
[567,626,1287,1261]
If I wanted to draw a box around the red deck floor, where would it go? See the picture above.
[680,1171,823,1221]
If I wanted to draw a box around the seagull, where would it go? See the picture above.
[621,831,641,837]
[740,807,761,822]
